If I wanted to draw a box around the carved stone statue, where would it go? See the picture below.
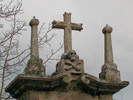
[56,50,84,74]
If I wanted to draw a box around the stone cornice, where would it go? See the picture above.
[6,73,129,99]
[77,73,129,95]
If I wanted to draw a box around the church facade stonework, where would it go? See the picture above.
[6,12,129,100]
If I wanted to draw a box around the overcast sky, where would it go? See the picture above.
[6,0,133,99]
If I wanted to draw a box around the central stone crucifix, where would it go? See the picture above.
[52,12,83,53]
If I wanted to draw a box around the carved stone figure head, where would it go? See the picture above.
[61,50,79,62]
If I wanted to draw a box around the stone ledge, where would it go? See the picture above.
[77,73,129,95]
[6,73,129,99]
[5,73,72,98]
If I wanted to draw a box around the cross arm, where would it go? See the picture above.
[71,23,83,31]
[52,20,66,29]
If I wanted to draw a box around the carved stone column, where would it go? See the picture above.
[99,25,120,82]
[29,16,39,58]
[24,16,45,75]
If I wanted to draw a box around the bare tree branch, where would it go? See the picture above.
[0,0,23,19]
[7,48,29,62]
[43,44,63,64]
[0,1,62,99]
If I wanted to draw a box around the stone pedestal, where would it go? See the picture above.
[24,16,45,76]
[99,25,121,82]
[99,64,120,82]
[24,58,45,75]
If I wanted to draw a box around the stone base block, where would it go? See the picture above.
[99,94,112,100]
[24,58,45,75]
[99,68,120,82]
[18,91,98,100]
[56,59,84,74]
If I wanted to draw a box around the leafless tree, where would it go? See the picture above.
[0,0,26,99]
[0,0,63,100]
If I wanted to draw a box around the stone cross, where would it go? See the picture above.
[52,12,83,53]
[29,16,39,58]
[102,25,114,64]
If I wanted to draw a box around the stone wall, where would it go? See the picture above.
[19,91,98,100]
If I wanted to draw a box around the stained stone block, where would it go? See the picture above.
[99,64,120,82]
[99,94,113,100]
[99,68,120,82]
[18,92,28,100]
[55,50,84,74]
[18,91,98,100]
[56,59,84,74]
[24,58,45,75]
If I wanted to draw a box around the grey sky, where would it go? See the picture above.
[12,0,133,99]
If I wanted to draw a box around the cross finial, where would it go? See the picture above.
[52,12,83,53]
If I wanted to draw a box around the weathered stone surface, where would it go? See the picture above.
[5,73,73,98]
[18,92,28,100]
[29,16,39,58]
[77,73,128,95]
[99,64,120,82]
[19,91,98,100]
[99,25,120,82]
[102,24,113,34]
[103,25,114,65]
[5,14,129,100]
[24,58,45,75]
[52,12,83,53]
[55,50,84,74]
[5,73,129,99]
[24,16,45,75]
[99,94,112,100]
